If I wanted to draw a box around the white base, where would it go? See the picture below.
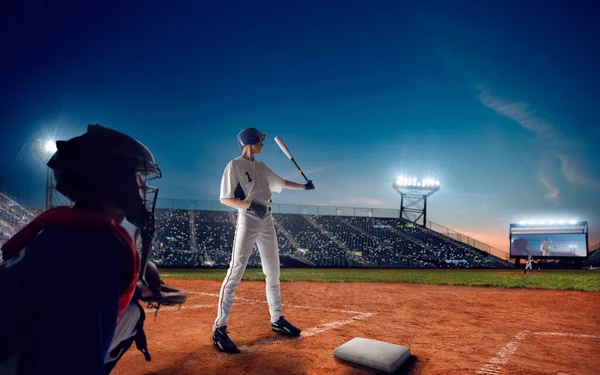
[334,337,411,373]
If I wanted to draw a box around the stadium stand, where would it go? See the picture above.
[275,214,350,267]
[588,243,600,266]
[0,195,513,269]
[0,193,41,253]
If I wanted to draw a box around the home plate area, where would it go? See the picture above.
[153,290,377,354]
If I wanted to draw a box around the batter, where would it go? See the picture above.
[212,127,315,354]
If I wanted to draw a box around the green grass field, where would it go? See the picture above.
[159,268,600,292]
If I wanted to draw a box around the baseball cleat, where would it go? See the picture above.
[271,316,301,337]
[213,326,240,354]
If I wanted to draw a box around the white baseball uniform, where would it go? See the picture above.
[540,240,551,256]
[525,256,533,272]
[214,156,285,329]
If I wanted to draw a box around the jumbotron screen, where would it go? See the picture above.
[510,233,587,257]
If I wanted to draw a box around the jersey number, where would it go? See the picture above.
[245,172,253,182]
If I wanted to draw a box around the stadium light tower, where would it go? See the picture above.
[32,138,58,209]
[392,176,440,227]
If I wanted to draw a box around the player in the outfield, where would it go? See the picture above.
[212,128,315,354]
[524,255,533,274]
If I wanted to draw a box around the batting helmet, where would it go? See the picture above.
[237,128,266,150]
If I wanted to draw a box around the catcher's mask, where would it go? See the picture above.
[47,124,162,282]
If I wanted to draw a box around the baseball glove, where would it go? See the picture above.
[141,261,187,315]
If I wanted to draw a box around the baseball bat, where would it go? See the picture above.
[274,136,309,182]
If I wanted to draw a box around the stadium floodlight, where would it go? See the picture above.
[392,174,441,227]
[44,140,57,154]
[33,138,57,159]
[393,176,441,191]
[517,219,584,226]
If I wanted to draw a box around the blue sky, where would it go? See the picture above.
[1,0,599,251]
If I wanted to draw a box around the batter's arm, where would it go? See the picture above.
[220,198,251,210]
[283,180,308,190]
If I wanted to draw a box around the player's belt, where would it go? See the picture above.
[246,206,272,213]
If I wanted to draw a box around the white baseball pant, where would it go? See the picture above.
[213,210,282,329]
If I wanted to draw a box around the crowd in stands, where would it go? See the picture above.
[274,213,349,267]
[0,193,40,254]
[373,217,502,267]
[0,197,512,268]
[274,227,295,256]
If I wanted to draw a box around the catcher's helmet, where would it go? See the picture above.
[47,124,162,280]
[237,128,266,150]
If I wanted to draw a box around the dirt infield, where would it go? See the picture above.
[113,279,600,375]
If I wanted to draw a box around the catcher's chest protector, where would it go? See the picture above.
[104,302,151,374]
[1,207,140,315]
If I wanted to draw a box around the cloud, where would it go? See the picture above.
[477,87,556,136]
[556,154,600,190]
[539,177,560,203]
[476,85,600,194]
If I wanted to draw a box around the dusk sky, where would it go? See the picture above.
[1,0,599,252]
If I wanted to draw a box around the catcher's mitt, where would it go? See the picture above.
[141,261,187,316]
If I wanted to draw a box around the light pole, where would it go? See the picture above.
[32,139,57,210]
[392,176,440,227]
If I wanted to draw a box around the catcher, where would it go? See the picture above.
[0,125,185,375]
[105,261,187,373]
